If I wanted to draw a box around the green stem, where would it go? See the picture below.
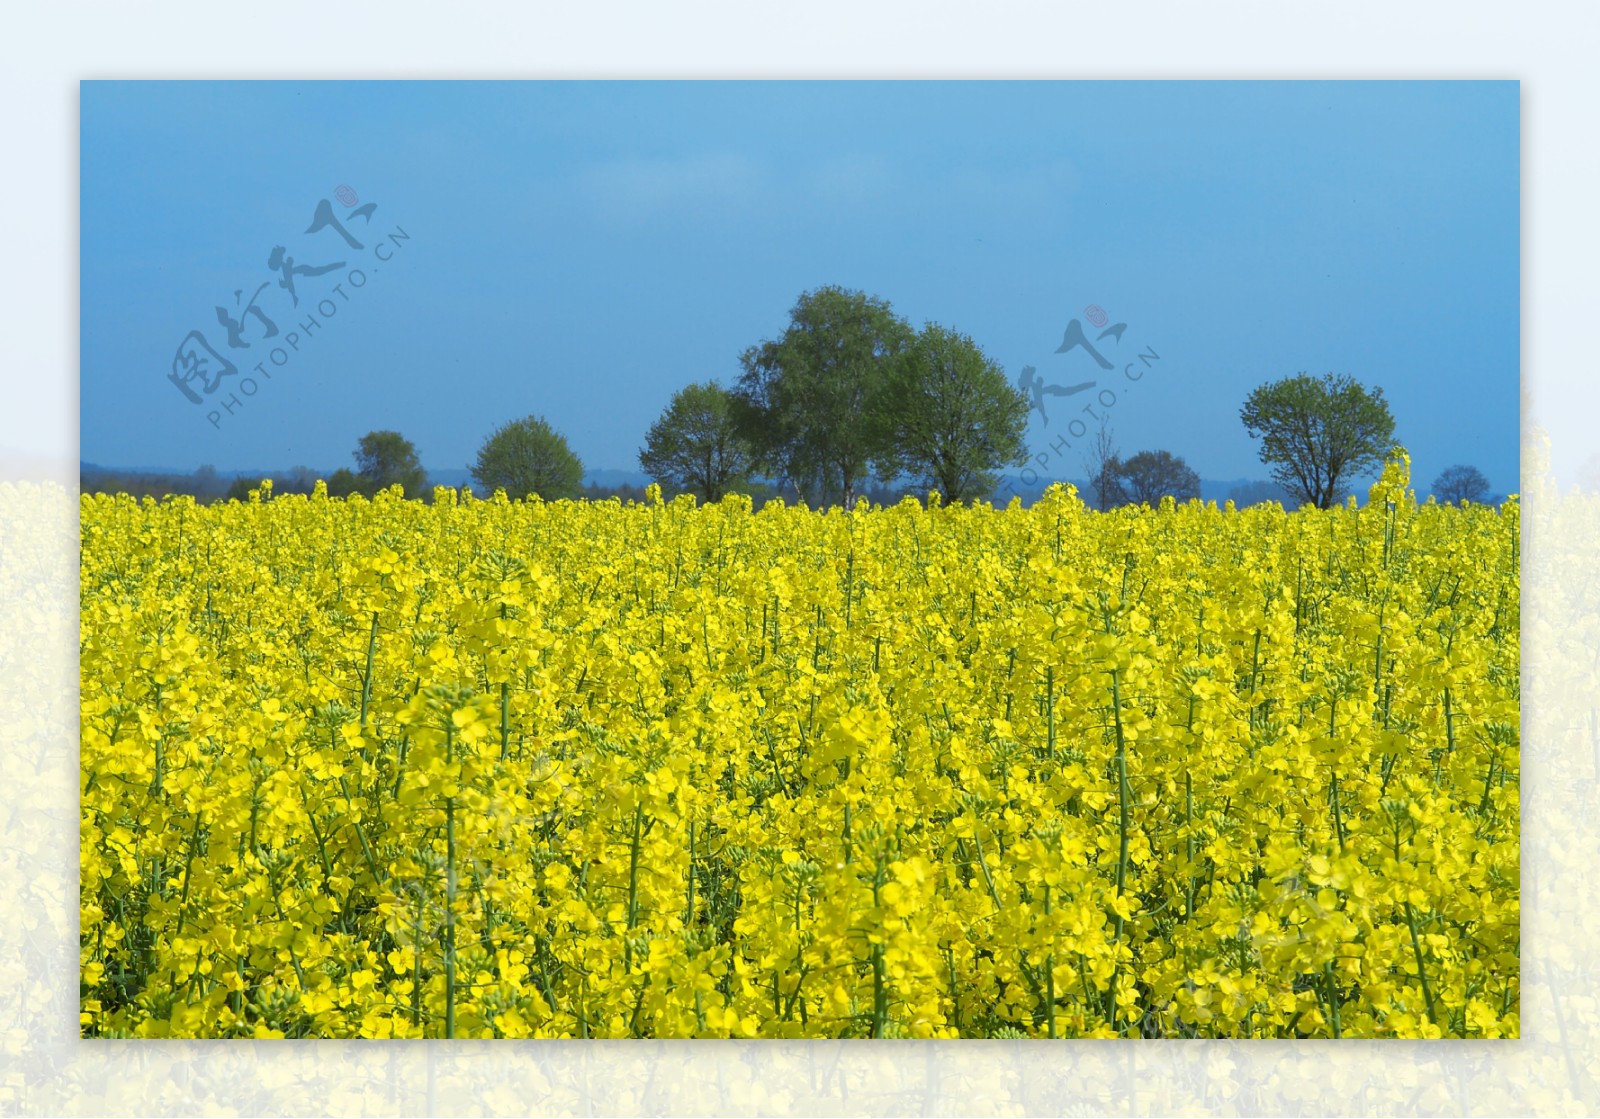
[1044,884,1057,1039]
[1323,960,1342,1038]
[1184,771,1195,923]
[1443,687,1456,755]
[359,611,378,730]
[1329,700,1346,853]
[174,812,203,937]
[1404,900,1439,1029]
[151,683,164,796]
[626,803,644,972]
[685,820,696,930]
[1045,665,1056,763]
[946,948,962,1036]
[871,856,888,1037]
[411,887,424,1029]
[444,725,457,1040]
[1110,667,1131,1033]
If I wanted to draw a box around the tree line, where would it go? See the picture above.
[87,284,1502,509]
[631,285,1494,510]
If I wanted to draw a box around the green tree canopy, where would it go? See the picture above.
[471,414,584,500]
[326,468,368,498]
[638,381,756,502]
[1239,373,1396,509]
[732,285,914,507]
[354,430,427,498]
[1115,449,1201,506]
[873,323,1030,503]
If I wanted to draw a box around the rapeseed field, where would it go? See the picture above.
[79,453,1519,1038]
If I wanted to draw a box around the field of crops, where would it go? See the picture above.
[79,455,1520,1039]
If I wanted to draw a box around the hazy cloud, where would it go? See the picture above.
[577,152,772,223]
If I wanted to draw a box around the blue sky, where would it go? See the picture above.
[80,80,1519,495]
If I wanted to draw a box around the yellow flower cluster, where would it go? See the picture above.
[80,456,1518,1039]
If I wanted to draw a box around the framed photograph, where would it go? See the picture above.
[77,79,1520,1049]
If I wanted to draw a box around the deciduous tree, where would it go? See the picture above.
[1082,418,1126,512]
[472,415,584,500]
[639,382,755,502]
[1432,463,1491,504]
[1117,449,1201,506]
[873,323,1030,503]
[1239,373,1396,509]
[354,431,427,498]
[732,286,913,507]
